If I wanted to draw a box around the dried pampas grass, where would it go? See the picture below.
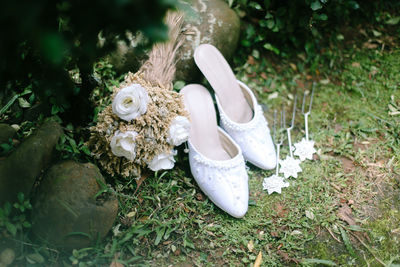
[140,12,184,87]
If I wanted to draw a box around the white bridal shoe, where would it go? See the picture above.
[181,84,249,218]
[194,44,276,170]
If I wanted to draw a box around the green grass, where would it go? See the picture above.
[1,47,400,266]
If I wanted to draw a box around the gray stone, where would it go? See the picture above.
[0,124,16,144]
[108,0,240,82]
[31,161,118,250]
[0,121,63,205]
[176,0,241,82]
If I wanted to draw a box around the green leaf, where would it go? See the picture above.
[372,30,382,37]
[319,13,328,21]
[133,227,152,237]
[20,87,32,96]
[310,1,322,10]
[80,145,91,156]
[5,222,17,236]
[183,236,195,249]
[241,40,251,47]
[265,12,273,19]
[154,227,166,245]
[18,97,31,108]
[67,137,79,154]
[249,1,262,10]
[173,81,185,91]
[349,1,360,9]
[336,34,345,41]
[248,199,257,206]
[339,227,356,257]
[385,16,400,25]
[51,105,60,115]
[0,143,13,154]
[263,43,280,55]
[266,19,275,29]
[17,192,24,203]
[302,258,337,266]
[26,253,45,264]
[0,94,19,116]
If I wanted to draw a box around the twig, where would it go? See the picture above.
[330,182,342,192]
[362,251,371,267]
[325,226,342,243]
[349,231,385,266]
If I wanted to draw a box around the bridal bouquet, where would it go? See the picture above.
[88,12,189,178]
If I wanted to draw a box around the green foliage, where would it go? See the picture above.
[229,0,400,59]
[0,193,32,237]
[0,0,177,122]
[55,123,91,160]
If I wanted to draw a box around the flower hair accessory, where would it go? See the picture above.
[88,12,189,179]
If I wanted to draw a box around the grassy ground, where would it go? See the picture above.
[2,46,400,266]
[81,47,399,266]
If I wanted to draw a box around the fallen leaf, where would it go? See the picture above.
[337,204,356,226]
[110,261,124,267]
[179,203,190,213]
[291,230,302,235]
[110,253,124,267]
[254,251,262,267]
[247,240,254,252]
[138,216,149,222]
[270,231,279,237]
[195,192,204,201]
[127,211,136,218]
[351,62,361,68]
[268,92,278,100]
[11,124,20,131]
[247,55,255,65]
[372,29,382,37]
[363,42,378,49]
[320,79,330,85]
[295,80,305,89]
[277,250,290,262]
[260,72,268,79]
[385,16,400,25]
[273,203,288,217]
[305,210,315,220]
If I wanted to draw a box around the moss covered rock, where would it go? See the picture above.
[31,161,118,250]
[175,0,240,82]
[0,121,63,205]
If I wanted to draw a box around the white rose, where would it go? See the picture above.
[112,84,149,121]
[147,150,177,171]
[110,130,138,161]
[167,116,190,146]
